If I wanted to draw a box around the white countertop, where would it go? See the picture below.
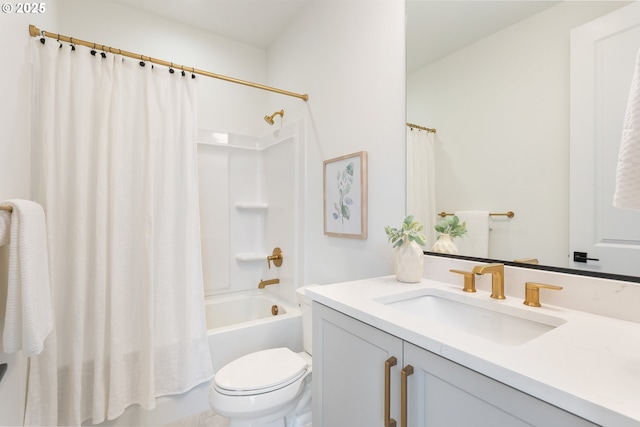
[306,276,640,427]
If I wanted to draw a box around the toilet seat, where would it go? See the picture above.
[214,347,309,396]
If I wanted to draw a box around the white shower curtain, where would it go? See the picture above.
[406,129,437,248]
[26,38,213,425]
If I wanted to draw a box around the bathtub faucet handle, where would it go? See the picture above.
[267,247,283,269]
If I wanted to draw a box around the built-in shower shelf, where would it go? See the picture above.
[235,253,268,263]
[235,203,268,211]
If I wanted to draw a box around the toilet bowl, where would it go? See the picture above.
[209,286,315,427]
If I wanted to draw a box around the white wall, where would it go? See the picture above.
[407,2,625,267]
[267,0,407,285]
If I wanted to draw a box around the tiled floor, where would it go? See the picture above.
[165,410,229,427]
[166,410,312,427]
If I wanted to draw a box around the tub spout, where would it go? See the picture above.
[258,278,280,289]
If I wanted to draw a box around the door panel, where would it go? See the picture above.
[570,3,640,275]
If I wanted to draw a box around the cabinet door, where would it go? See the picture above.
[404,342,597,427]
[313,302,403,427]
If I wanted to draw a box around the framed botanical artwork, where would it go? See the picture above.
[323,151,368,239]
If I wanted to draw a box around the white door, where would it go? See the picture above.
[570,3,640,276]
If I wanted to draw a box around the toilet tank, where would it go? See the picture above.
[295,285,317,355]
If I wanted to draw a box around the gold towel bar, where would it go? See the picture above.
[0,205,12,212]
[438,211,514,218]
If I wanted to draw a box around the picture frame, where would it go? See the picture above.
[323,151,368,239]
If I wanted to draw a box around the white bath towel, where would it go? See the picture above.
[614,48,640,210]
[454,210,490,258]
[0,209,10,246]
[2,199,54,357]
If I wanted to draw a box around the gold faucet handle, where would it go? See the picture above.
[449,269,476,293]
[471,263,504,274]
[267,247,283,269]
[523,282,563,307]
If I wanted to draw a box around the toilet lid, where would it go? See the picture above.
[214,348,308,395]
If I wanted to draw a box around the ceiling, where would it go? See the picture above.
[406,1,558,72]
[109,0,310,49]
[110,0,558,73]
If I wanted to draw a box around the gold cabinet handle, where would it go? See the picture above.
[401,364,414,427]
[385,356,397,427]
[523,282,563,307]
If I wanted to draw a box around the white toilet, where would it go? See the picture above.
[209,286,314,427]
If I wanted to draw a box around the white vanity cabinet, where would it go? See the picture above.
[312,301,403,426]
[313,302,597,427]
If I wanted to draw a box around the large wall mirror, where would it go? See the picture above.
[406,1,640,280]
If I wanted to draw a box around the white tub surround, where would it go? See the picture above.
[307,276,640,427]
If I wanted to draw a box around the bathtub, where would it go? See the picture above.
[205,289,303,372]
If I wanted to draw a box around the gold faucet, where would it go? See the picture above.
[472,263,505,299]
[258,278,280,289]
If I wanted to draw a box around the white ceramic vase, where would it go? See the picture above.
[394,240,424,283]
[431,233,458,254]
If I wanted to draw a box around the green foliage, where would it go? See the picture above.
[434,215,467,238]
[332,162,354,223]
[385,215,426,248]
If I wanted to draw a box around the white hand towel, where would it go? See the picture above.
[454,211,490,258]
[2,199,54,357]
[614,48,640,210]
[0,209,10,246]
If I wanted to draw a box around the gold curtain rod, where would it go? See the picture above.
[438,211,515,218]
[406,122,436,133]
[0,205,12,212]
[28,25,309,102]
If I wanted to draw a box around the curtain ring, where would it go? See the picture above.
[70,37,75,51]
[39,30,45,45]
[139,54,145,67]
[169,62,175,74]
[191,67,196,79]
[56,34,62,48]
[181,65,185,77]
[90,42,97,56]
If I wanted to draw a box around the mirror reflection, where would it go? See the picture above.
[406,1,639,278]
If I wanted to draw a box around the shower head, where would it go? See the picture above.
[264,109,284,125]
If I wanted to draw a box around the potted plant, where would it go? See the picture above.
[431,215,467,254]
[385,215,426,283]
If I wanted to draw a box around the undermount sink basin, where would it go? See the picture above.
[378,289,566,346]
